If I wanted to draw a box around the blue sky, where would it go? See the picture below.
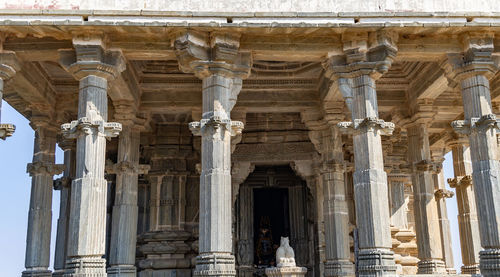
[0,100,462,275]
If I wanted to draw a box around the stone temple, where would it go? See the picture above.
[1,1,500,276]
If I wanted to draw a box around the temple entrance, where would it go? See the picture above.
[235,165,316,277]
[253,188,290,267]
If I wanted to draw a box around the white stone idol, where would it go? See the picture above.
[276,237,296,268]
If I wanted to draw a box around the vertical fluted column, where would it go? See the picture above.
[108,127,141,276]
[321,127,354,277]
[388,179,408,229]
[174,31,251,277]
[59,37,124,277]
[406,123,446,274]
[23,125,64,277]
[447,138,481,274]
[324,30,398,277]
[53,140,76,277]
[0,51,19,140]
[431,152,455,274]
[445,34,500,276]
[189,73,243,277]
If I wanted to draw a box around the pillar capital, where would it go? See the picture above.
[442,33,499,82]
[59,35,125,81]
[0,50,20,80]
[435,188,455,200]
[337,117,395,135]
[174,30,252,79]
[323,30,398,80]
[448,175,473,189]
[27,161,64,176]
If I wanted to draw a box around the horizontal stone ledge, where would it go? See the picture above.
[0,13,500,28]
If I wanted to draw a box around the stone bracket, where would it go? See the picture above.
[0,123,15,140]
[452,114,500,135]
[337,117,394,135]
[27,161,65,176]
[106,161,150,175]
[447,175,472,188]
[189,116,244,137]
[53,176,71,190]
[435,188,455,200]
[61,117,122,139]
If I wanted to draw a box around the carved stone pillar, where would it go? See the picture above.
[23,124,64,277]
[447,137,481,274]
[174,31,252,277]
[444,33,500,276]
[431,151,455,274]
[59,35,124,276]
[53,140,76,277]
[0,51,19,139]
[388,177,408,230]
[325,31,398,276]
[406,122,446,274]
[107,126,146,276]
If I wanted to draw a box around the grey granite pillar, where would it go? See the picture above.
[431,152,455,274]
[321,127,354,277]
[174,31,252,277]
[446,35,500,276]
[108,127,141,276]
[59,37,124,277]
[325,31,398,276]
[447,138,481,274]
[53,140,76,277]
[0,51,19,139]
[189,73,244,277]
[406,123,446,274]
[388,179,408,229]
[23,126,64,277]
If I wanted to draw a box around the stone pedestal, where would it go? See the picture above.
[445,34,500,276]
[59,37,124,277]
[0,51,19,140]
[23,126,64,277]
[265,267,307,277]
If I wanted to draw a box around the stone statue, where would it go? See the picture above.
[276,237,296,268]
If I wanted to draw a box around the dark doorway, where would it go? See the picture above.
[253,188,290,267]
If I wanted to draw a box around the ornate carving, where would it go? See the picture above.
[53,176,71,190]
[61,118,122,139]
[452,114,500,135]
[0,123,15,140]
[435,189,455,199]
[337,117,395,135]
[189,117,243,137]
[26,161,64,176]
[0,51,20,80]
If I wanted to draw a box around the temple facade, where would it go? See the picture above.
[0,2,500,277]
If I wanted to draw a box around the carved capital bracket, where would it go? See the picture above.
[442,33,499,81]
[0,51,20,81]
[61,118,122,140]
[189,117,243,137]
[106,161,150,175]
[448,175,473,189]
[59,35,125,81]
[174,30,252,79]
[452,114,500,135]
[27,161,64,176]
[53,176,71,190]
[435,188,455,200]
[337,117,395,135]
[412,160,435,172]
[320,160,344,174]
[323,30,398,81]
[0,123,15,140]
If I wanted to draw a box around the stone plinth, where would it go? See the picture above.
[265,267,307,277]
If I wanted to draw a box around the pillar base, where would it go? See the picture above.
[107,265,136,277]
[265,266,307,277]
[416,259,446,274]
[63,257,107,277]
[324,260,355,277]
[21,269,51,277]
[461,264,480,275]
[194,253,236,277]
[480,249,500,276]
[357,249,397,277]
